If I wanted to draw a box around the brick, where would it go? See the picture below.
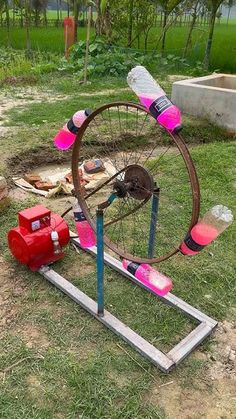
[24,173,42,185]
[35,181,54,191]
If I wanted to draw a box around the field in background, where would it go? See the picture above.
[0,20,235,72]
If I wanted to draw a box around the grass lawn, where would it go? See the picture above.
[137,21,236,72]
[0,74,235,418]
[0,20,236,72]
[0,27,90,53]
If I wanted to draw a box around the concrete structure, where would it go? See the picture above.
[171,74,236,133]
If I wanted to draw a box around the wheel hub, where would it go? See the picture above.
[113,165,154,201]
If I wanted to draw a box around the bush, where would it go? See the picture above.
[58,39,192,78]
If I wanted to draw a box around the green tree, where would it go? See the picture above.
[100,0,156,47]
[24,0,31,57]
[0,0,11,46]
[203,0,224,69]
[183,0,201,58]
[32,0,48,26]
[152,0,184,55]
[225,0,236,24]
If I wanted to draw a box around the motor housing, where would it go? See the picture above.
[8,205,70,271]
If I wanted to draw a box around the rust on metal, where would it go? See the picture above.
[71,101,200,264]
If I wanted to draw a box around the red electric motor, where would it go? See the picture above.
[8,205,70,271]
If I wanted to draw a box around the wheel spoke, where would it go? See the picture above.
[71,102,200,263]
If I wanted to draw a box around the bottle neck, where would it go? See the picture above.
[126,261,140,276]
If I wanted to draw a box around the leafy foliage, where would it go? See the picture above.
[58,38,191,77]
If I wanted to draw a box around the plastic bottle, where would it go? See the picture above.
[122,259,172,296]
[54,108,92,150]
[127,66,182,133]
[51,231,62,255]
[180,205,233,255]
[73,201,96,248]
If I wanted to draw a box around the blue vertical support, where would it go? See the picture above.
[96,208,104,316]
[148,186,160,258]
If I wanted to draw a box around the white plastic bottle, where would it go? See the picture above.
[127,66,182,133]
[51,231,62,255]
[180,205,233,255]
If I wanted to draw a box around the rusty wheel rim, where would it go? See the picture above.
[72,101,200,264]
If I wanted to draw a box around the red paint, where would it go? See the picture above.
[8,205,70,271]
[64,17,75,58]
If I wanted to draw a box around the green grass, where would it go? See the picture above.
[0,20,236,71]
[138,21,236,72]
[0,74,235,417]
[0,27,91,53]
[0,142,235,417]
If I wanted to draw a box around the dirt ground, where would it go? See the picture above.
[149,320,236,419]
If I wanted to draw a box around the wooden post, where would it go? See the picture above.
[64,17,75,59]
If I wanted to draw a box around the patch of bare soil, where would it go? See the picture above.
[27,373,44,397]
[145,321,236,419]
[15,323,50,349]
[7,145,71,176]
[209,321,236,381]
[9,187,31,201]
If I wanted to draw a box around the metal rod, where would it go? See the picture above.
[148,187,160,258]
[98,192,117,210]
[96,208,104,316]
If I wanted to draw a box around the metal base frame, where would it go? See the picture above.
[39,236,217,373]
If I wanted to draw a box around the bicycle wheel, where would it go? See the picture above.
[72,101,200,264]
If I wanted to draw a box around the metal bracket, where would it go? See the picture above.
[38,235,217,373]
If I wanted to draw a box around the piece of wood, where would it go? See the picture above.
[39,266,174,372]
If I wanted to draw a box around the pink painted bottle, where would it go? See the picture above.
[180,205,233,255]
[73,201,96,248]
[54,108,92,150]
[122,259,172,296]
[127,66,182,133]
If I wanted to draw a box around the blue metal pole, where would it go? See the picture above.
[148,187,160,259]
[96,208,104,316]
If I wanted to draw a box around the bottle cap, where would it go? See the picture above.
[73,201,81,211]
[51,231,59,240]
[85,108,93,117]
[173,124,183,134]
